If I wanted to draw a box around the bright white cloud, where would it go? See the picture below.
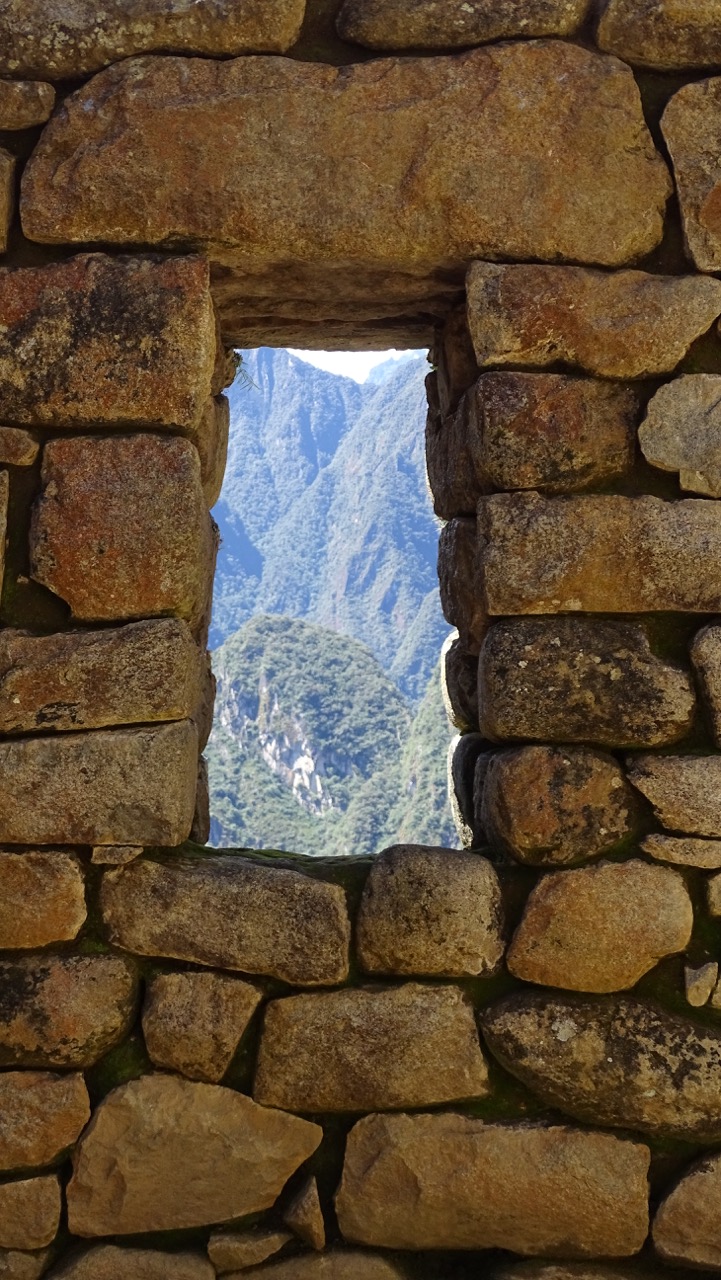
[287,348,425,383]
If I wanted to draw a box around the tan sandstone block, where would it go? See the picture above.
[0,1072,89,1172]
[438,517,485,654]
[357,845,503,977]
[0,256,215,430]
[691,624,721,745]
[478,619,695,749]
[663,78,721,273]
[101,855,350,986]
[467,263,721,379]
[0,82,54,129]
[0,850,86,947]
[654,1152,721,1268]
[0,152,13,255]
[508,860,692,993]
[642,834,721,869]
[67,1073,322,1236]
[224,1256,407,1279]
[598,0,721,69]
[0,430,38,468]
[685,962,718,1008]
[0,1176,60,1251]
[21,46,668,276]
[207,1229,292,1274]
[628,755,721,838]
[482,991,721,1142]
[336,1113,649,1256]
[284,1177,325,1250]
[142,971,261,1083]
[0,722,198,847]
[47,1245,215,1279]
[640,376,721,496]
[31,436,214,628]
[337,0,591,48]
[478,492,721,615]
[0,1247,53,1280]
[0,955,137,1070]
[254,984,489,1112]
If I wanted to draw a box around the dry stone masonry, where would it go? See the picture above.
[2,1,721,1276]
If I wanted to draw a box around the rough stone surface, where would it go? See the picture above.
[207,1230,292,1275]
[198,396,229,509]
[0,1248,53,1280]
[448,733,488,848]
[0,851,85,948]
[0,1177,60,1250]
[654,1152,721,1268]
[91,845,142,867]
[0,722,198,847]
[430,307,478,419]
[481,746,636,866]
[284,1177,325,1250]
[0,152,13,255]
[707,873,721,917]
[142,971,262,1083]
[47,1246,215,1280]
[493,1267,653,1280]
[438,517,485,654]
[0,1,306,78]
[598,0,721,69]
[0,430,38,468]
[508,860,692,992]
[67,1073,322,1236]
[692,624,721,744]
[628,755,721,837]
[639,376,721,496]
[0,1072,89,1172]
[337,1113,649,1255]
[467,263,721,379]
[31,436,214,628]
[0,256,215,430]
[0,475,9,591]
[0,82,54,129]
[478,619,695,748]
[357,845,503,977]
[642,834,721,868]
[21,45,669,299]
[337,0,591,48]
[479,492,721,615]
[255,984,489,1112]
[229,1255,406,1279]
[0,955,137,1069]
[482,991,721,1141]
[685,962,718,1008]
[190,758,211,846]
[101,855,350,986]
[663,78,721,273]
[441,633,478,732]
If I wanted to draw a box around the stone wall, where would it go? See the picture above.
[1,0,721,1276]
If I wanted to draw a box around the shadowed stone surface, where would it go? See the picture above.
[337,0,591,47]
[482,992,721,1141]
[478,492,721,614]
[234,1255,407,1279]
[198,396,230,509]
[598,0,721,69]
[478,619,695,748]
[255,984,489,1112]
[0,1072,90,1172]
[0,474,9,593]
[692,624,721,744]
[207,1229,292,1274]
[0,430,38,467]
[642,834,721,868]
[101,855,350,986]
[0,153,13,255]
[0,955,137,1069]
[47,1246,215,1279]
[481,747,636,866]
[639,376,721,496]
[0,1177,60,1250]
[628,755,721,837]
[0,82,54,129]
[336,1113,649,1255]
[0,722,198,847]
[31,436,214,628]
[493,1267,653,1280]
[653,1152,721,1269]
[438,517,485,654]
[685,962,718,1008]
[284,1177,325,1250]
[663,78,721,272]
[358,845,503,977]
[66,1074,322,1235]
[0,620,204,735]
[142,971,262,1083]
[441,633,478,732]
[507,860,692,992]
[467,263,721,378]
[0,1248,53,1280]
[0,851,85,948]
[0,256,216,430]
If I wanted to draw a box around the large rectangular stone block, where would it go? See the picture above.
[478,492,721,615]
[0,721,198,846]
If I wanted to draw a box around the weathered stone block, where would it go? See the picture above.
[31,436,214,628]
[0,722,198,847]
[0,955,137,1069]
[448,733,489,847]
[284,1177,325,1250]
[642,834,721,869]
[142,971,261,1083]
[0,82,54,129]
[0,1247,52,1280]
[225,1255,406,1280]
[90,845,142,867]
[0,429,38,468]
[0,256,215,430]
[508,860,692,992]
[494,1264,661,1280]
[67,1073,322,1235]
[0,1176,60,1250]
[628,755,721,837]
[598,0,721,69]
[255,984,489,1112]
[691,624,721,745]
[441,633,478,732]
[478,492,721,615]
[0,851,86,948]
[336,1112,649,1256]
[207,1229,292,1275]
[482,992,721,1141]
[48,1245,216,1279]
[21,45,669,278]
[663,78,721,273]
[653,1152,721,1269]
[357,845,503,977]
[482,747,636,866]
[467,263,721,379]
[429,307,479,419]
[197,396,229,509]
[639,376,721,496]
[0,0,306,78]
[0,1072,89,1172]
[190,758,211,846]
[478,619,695,748]
[0,152,13,256]
[337,0,591,48]
[707,873,721,918]
[101,855,350,986]
[685,961,718,1008]
[438,518,485,654]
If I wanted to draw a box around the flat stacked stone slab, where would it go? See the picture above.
[642,834,721,868]
[0,1176,60,1250]
[653,1152,721,1269]
[597,0,721,69]
[0,851,86,947]
[207,1229,292,1274]
[337,0,591,48]
[141,971,261,1083]
[0,1072,90,1171]
[663,78,721,273]
[47,1246,215,1279]
[0,81,54,129]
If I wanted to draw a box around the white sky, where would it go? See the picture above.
[287,348,425,383]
